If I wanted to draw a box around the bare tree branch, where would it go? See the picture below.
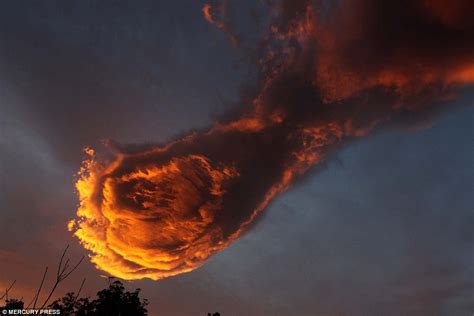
[26,266,49,309]
[0,280,16,301]
[57,246,68,277]
[39,245,84,309]
[62,257,84,281]
[73,278,86,306]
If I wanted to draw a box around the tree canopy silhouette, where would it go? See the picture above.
[1,280,148,316]
[0,246,148,315]
[2,299,24,310]
[49,280,148,316]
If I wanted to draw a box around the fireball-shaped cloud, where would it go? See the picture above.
[70,0,474,280]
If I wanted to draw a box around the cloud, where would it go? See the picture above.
[69,0,474,280]
[202,1,241,46]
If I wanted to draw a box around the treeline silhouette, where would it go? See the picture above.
[0,246,223,315]
[1,280,148,315]
[0,246,148,315]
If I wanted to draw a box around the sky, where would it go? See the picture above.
[0,1,473,315]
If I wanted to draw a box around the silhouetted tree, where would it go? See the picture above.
[49,292,94,315]
[1,250,84,312]
[0,246,151,315]
[1,298,24,310]
[50,280,148,315]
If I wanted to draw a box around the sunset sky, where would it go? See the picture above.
[0,1,473,315]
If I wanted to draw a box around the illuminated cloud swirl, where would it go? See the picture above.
[70,0,474,280]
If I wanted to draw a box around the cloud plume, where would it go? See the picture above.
[70,0,474,280]
[202,1,241,46]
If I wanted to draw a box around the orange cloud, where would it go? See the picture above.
[70,0,473,280]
